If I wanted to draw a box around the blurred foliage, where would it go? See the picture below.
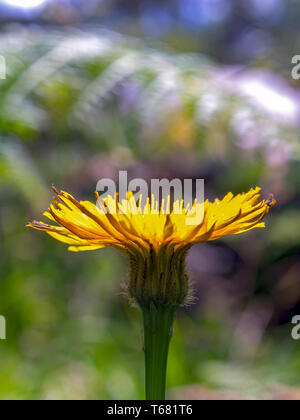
[0,26,300,399]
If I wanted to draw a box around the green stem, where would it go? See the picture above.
[142,304,177,400]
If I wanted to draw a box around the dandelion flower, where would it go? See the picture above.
[27,185,275,399]
[27,186,275,305]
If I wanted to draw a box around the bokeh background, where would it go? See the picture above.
[0,0,300,400]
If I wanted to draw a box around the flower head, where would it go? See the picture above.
[27,186,275,306]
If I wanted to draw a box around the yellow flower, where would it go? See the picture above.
[27,186,275,251]
[27,186,275,306]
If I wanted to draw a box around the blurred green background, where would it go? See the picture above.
[0,0,300,400]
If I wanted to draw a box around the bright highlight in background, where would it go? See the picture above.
[1,0,47,8]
